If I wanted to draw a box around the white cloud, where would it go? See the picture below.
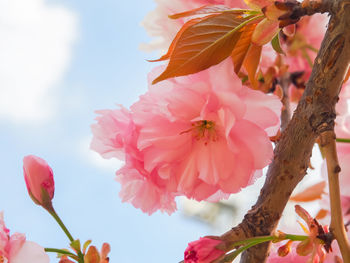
[0,0,78,123]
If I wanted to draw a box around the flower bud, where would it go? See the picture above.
[184,237,225,263]
[23,155,55,210]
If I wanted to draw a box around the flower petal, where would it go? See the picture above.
[11,241,49,263]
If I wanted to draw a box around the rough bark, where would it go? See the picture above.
[218,1,350,262]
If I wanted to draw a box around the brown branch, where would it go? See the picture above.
[217,1,350,262]
[320,131,350,262]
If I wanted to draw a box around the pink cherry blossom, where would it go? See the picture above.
[91,59,281,214]
[141,0,246,52]
[23,155,55,210]
[184,237,225,263]
[132,60,281,200]
[0,212,49,263]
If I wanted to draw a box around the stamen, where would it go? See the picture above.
[180,120,218,144]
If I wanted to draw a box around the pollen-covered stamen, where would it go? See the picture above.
[180,120,218,143]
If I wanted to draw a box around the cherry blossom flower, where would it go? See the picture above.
[184,237,225,263]
[91,59,281,214]
[0,212,49,263]
[130,60,281,201]
[23,155,55,210]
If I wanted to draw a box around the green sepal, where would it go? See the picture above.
[70,239,81,253]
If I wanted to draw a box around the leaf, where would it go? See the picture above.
[243,43,262,88]
[271,33,285,55]
[152,13,263,84]
[290,181,326,202]
[168,5,237,19]
[231,23,257,74]
[148,17,206,62]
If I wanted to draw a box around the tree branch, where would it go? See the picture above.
[320,131,350,262]
[218,1,350,262]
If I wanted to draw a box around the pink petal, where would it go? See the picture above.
[11,241,49,263]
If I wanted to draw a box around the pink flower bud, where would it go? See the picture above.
[184,237,225,263]
[23,155,55,210]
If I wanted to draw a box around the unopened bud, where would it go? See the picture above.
[23,155,55,211]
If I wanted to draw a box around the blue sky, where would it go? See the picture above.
[0,0,213,262]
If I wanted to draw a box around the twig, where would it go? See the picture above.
[320,131,350,262]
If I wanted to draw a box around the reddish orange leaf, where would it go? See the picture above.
[290,181,326,202]
[231,23,257,74]
[243,43,262,88]
[168,5,237,19]
[148,17,206,62]
[152,13,258,84]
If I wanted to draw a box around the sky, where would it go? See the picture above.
[0,1,326,262]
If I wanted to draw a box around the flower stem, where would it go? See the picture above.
[336,138,350,143]
[227,235,273,249]
[48,208,75,242]
[220,234,308,262]
[320,131,350,263]
[284,234,308,241]
[222,240,262,262]
[45,248,78,259]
